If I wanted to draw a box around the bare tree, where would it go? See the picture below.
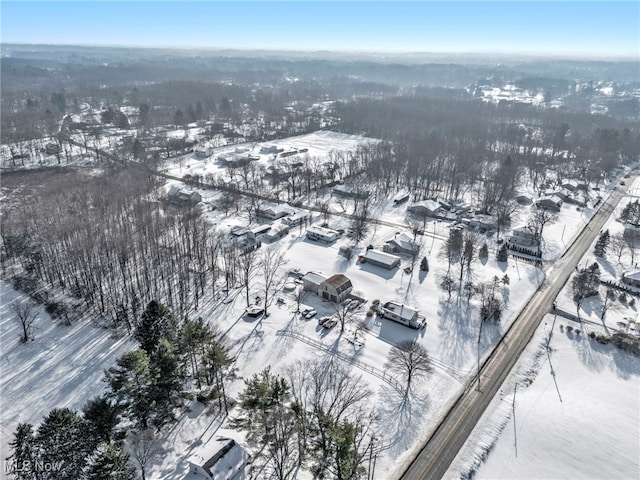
[238,248,258,307]
[258,247,288,317]
[530,207,558,241]
[601,287,616,321]
[11,299,38,343]
[330,300,359,334]
[128,429,162,480]
[384,340,433,396]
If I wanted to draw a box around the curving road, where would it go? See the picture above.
[400,175,636,480]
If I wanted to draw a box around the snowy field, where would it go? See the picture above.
[0,282,137,464]
[448,313,640,480]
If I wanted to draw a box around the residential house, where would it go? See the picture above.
[507,225,541,256]
[185,437,250,480]
[194,143,213,158]
[360,249,402,269]
[378,301,425,329]
[407,200,443,218]
[306,225,340,243]
[167,185,202,205]
[257,202,294,220]
[319,274,353,303]
[383,232,419,255]
[282,211,309,227]
[535,195,563,212]
[622,271,640,289]
[561,179,587,192]
[263,221,290,242]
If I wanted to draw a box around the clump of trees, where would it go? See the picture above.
[233,360,377,480]
[571,263,601,319]
[594,229,610,257]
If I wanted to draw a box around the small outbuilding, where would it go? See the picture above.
[361,249,402,269]
[622,271,640,289]
[185,437,250,480]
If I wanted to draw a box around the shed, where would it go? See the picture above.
[361,249,401,269]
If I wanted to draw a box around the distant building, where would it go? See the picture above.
[392,191,410,205]
[306,225,340,243]
[622,271,640,289]
[535,195,563,212]
[257,202,294,220]
[185,437,250,480]
[332,185,370,200]
[319,274,353,303]
[194,143,213,158]
[260,145,280,154]
[167,185,202,205]
[507,225,541,256]
[407,200,443,218]
[561,179,587,192]
[282,210,309,227]
[360,249,402,269]
[263,221,290,242]
[45,143,60,155]
[383,232,419,255]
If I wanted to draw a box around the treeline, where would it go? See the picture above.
[0,168,234,327]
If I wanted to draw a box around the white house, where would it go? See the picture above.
[378,301,425,329]
[257,202,294,220]
[306,225,340,243]
[360,249,402,269]
[383,232,419,255]
[185,437,250,480]
[282,210,309,227]
[194,143,213,158]
[264,221,290,242]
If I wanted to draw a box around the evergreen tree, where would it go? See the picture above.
[7,423,37,480]
[497,243,509,262]
[36,408,88,479]
[148,339,184,430]
[479,242,489,261]
[82,395,122,448]
[82,442,135,480]
[104,350,153,431]
[420,256,429,272]
[135,300,173,354]
[594,229,610,257]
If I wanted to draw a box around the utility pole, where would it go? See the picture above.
[512,383,518,458]
[477,318,484,391]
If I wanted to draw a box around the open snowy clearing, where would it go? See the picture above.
[448,313,640,480]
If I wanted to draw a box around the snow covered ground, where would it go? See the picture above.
[448,313,640,480]
[0,282,137,464]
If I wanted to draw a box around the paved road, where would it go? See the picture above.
[399,176,635,480]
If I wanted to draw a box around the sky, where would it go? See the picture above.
[1,1,639,58]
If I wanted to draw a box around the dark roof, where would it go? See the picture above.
[324,274,351,288]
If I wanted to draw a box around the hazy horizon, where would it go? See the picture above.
[2,1,639,59]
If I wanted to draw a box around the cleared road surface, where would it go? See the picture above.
[400,176,635,480]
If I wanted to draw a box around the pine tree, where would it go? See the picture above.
[8,423,37,480]
[594,230,610,257]
[479,243,489,261]
[105,350,153,431]
[420,256,429,272]
[135,300,174,354]
[148,339,184,430]
[497,243,509,262]
[83,442,136,480]
[36,408,88,479]
[82,395,122,448]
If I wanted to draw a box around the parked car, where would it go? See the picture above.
[318,316,332,326]
[301,307,312,315]
[322,318,337,329]
[304,309,317,319]
[246,305,264,317]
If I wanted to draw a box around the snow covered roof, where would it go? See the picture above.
[364,249,401,266]
[302,271,327,286]
[307,225,339,238]
[323,274,352,289]
[408,199,441,213]
[382,301,419,321]
[622,270,640,282]
[386,232,418,251]
[186,437,250,480]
